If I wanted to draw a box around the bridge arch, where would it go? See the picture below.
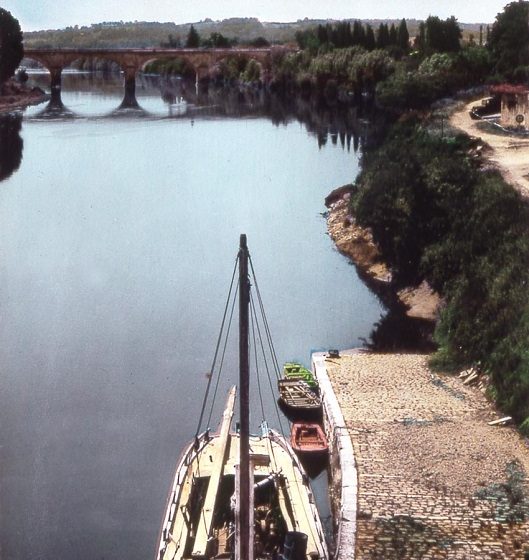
[23,47,288,107]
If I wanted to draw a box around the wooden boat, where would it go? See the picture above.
[154,235,328,560]
[283,362,319,390]
[277,378,322,413]
[291,423,329,457]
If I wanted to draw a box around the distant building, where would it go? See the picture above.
[491,84,529,129]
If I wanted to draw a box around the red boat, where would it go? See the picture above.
[290,423,328,456]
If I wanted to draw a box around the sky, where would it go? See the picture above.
[4,0,511,32]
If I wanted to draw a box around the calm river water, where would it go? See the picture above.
[0,73,383,560]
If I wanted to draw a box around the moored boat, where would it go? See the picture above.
[283,362,319,391]
[154,235,328,560]
[291,422,329,457]
[277,378,322,414]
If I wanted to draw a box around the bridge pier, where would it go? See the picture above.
[120,66,139,109]
[49,67,64,106]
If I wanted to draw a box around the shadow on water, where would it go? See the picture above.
[24,72,380,154]
[0,113,23,182]
[353,267,437,353]
[32,97,76,119]
[365,307,436,353]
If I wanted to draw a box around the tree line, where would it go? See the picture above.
[169,24,269,49]
[295,19,409,54]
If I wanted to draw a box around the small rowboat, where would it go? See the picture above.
[283,362,319,390]
[278,379,321,413]
[291,423,328,456]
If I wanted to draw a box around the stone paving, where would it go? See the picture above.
[325,352,529,559]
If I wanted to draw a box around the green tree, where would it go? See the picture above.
[365,24,376,51]
[397,19,409,51]
[377,23,390,48]
[202,32,231,48]
[416,22,426,51]
[185,24,200,48]
[249,36,269,47]
[0,8,23,85]
[0,113,23,181]
[317,24,328,45]
[295,29,319,52]
[419,16,461,53]
[456,45,492,84]
[488,1,529,80]
[389,23,397,45]
[352,20,365,47]
[443,16,462,52]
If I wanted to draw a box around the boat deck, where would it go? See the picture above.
[157,432,328,560]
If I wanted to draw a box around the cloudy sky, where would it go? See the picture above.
[4,0,510,32]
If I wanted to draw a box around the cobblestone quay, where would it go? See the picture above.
[324,352,529,559]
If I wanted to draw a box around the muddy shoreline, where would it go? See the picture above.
[325,188,440,322]
[0,79,48,113]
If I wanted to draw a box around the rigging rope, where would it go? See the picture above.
[206,282,239,429]
[195,248,287,443]
[194,256,238,439]
[249,255,281,380]
[250,302,266,423]
[250,292,287,438]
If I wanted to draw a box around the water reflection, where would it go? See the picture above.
[0,113,23,182]
[24,71,373,153]
[366,307,436,352]
[35,97,76,119]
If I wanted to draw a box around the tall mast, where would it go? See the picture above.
[238,233,251,560]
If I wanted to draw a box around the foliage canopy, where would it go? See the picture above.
[0,8,23,85]
[351,122,529,426]
[185,25,200,48]
[488,0,529,81]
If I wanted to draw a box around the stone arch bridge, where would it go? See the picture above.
[24,47,289,107]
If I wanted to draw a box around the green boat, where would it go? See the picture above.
[283,362,319,390]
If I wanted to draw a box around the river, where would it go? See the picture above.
[0,72,383,560]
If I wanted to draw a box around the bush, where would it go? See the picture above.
[0,8,23,85]
[352,120,529,423]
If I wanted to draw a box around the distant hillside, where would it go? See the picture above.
[23,18,488,49]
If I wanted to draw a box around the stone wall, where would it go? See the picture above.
[500,92,529,129]
[313,351,359,560]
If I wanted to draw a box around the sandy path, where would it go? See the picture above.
[450,99,529,196]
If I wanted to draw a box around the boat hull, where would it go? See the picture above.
[290,422,329,457]
[277,379,322,416]
[155,430,328,560]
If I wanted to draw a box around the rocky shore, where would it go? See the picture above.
[326,188,440,321]
[0,79,48,113]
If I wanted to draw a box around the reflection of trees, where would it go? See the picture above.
[365,309,435,353]
[0,114,23,182]
[156,78,381,153]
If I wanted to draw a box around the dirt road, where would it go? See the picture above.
[450,99,529,196]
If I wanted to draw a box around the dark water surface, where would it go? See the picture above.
[0,73,383,559]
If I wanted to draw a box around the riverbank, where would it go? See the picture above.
[320,351,529,559]
[326,192,440,321]
[0,79,48,113]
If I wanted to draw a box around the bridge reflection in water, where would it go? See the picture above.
[23,47,282,109]
[24,75,365,151]
[12,72,371,170]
